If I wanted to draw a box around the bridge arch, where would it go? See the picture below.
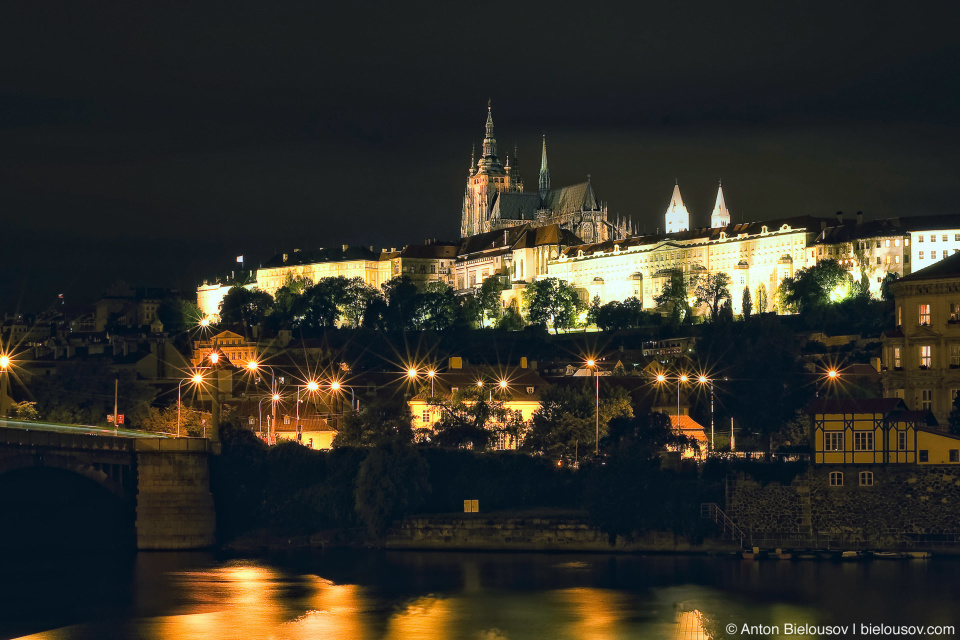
[0,450,131,501]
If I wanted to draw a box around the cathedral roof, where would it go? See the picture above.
[542,180,600,215]
[491,192,542,221]
[512,224,583,249]
[457,225,529,257]
[399,242,459,259]
[665,183,687,216]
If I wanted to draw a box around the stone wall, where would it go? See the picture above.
[730,467,960,548]
[387,516,736,553]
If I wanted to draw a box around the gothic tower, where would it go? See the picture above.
[539,134,550,199]
[664,181,691,234]
[461,101,520,238]
[710,181,730,228]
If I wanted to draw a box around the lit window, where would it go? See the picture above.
[859,471,874,486]
[825,432,844,451]
[895,255,900,264]
[283,416,291,425]
[248,416,255,425]
[895,238,901,247]
[876,256,882,265]
[854,432,874,451]
[920,346,932,368]
[829,472,843,486]
[421,409,430,423]
[921,389,932,410]
[952,344,960,366]
[894,347,901,368]
[931,235,937,242]
[897,306,902,326]
[944,235,949,242]
[955,234,960,242]
[919,304,931,325]
[918,235,924,242]
[919,251,925,259]
[885,239,891,248]
[898,432,907,451]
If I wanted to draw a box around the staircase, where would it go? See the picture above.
[700,502,746,547]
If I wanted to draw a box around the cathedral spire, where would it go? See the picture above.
[482,100,497,158]
[538,134,550,198]
[469,144,476,175]
[711,180,730,228]
[664,182,690,235]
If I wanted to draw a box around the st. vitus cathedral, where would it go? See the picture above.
[460,102,633,244]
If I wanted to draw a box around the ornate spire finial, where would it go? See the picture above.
[539,133,550,197]
[482,101,497,158]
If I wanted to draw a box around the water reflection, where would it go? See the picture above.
[10,552,960,640]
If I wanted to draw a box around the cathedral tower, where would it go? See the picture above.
[664,181,690,234]
[539,135,550,199]
[461,101,520,237]
[710,181,730,228]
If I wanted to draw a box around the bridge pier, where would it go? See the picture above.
[135,438,217,550]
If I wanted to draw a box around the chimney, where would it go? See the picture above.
[283,253,288,263]
[342,244,349,251]
[835,211,843,225]
[856,210,863,225]
[369,245,374,252]
[821,220,827,231]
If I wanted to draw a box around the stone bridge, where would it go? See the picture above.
[0,426,216,549]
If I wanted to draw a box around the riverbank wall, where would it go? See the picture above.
[385,515,738,553]
[728,466,960,553]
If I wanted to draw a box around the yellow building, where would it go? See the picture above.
[255,245,392,298]
[808,398,960,470]
[407,364,547,450]
[191,330,258,368]
[882,251,960,424]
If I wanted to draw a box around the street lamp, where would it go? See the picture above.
[698,375,715,451]
[586,359,599,454]
[296,380,320,443]
[427,369,436,397]
[247,360,278,443]
[178,372,204,438]
[0,353,11,421]
[654,372,692,438]
[329,380,355,412]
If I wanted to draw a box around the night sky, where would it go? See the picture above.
[2,1,959,310]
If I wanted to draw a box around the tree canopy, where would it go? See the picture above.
[522,277,585,333]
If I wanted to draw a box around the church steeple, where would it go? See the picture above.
[482,100,498,159]
[711,180,730,228]
[664,181,690,234]
[538,134,550,198]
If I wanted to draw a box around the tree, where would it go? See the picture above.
[755,282,768,315]
[693,272,731,321]
[654,269,690,324]
[880,272,900,303]
[425,387,524,450]
[156,297,204,334]
[381,276,421,331]
[332,393,415,447]
[31,360,157,427]
[522,277,584,334]
[478,275,509,326]
[417,282,458,330]
[354,441,430,538]
[782,259,852,313]
[497,306,525,331]
[342,278,381,327]
[949,393,960,437]
[523,383,633,459]
[219,286,274,333]
[742,286,752,320]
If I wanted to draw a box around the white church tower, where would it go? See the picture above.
[710,181,730,228]
[664,181,690,234]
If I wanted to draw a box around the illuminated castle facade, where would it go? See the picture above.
[460,103,631,244]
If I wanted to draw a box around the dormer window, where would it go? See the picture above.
[526,386,535,394]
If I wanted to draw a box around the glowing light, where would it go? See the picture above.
[829,282,848,303]
[330,381,341,391]
[827,369,839,379]
[477,380,484,388]
[271,393,280,401]
[192,373,204,384]
[656,374,667,383]
[200,317,210,327]
[306,380,320,392]
[246,360,259,371]
[680,374,688,383]
[209,352,220,363]
[0,355,9,370]
[586,359,595,367]
[427,370,436,378]
[407,368,418,378]
[698,375,708,384]
[499,379,508,389]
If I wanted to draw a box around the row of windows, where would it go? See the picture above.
[918,250,957,260]
[824,431,907,451]
[829,471,874,486]
[917,234,960,243]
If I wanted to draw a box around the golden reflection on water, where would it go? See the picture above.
[554,587,625,640]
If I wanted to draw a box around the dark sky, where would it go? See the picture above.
[2,1,960,310]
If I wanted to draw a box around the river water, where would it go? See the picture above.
[3,550,958,640]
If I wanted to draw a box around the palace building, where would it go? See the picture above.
[460,102,631,245]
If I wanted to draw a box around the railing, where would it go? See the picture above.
[700,502,745,547]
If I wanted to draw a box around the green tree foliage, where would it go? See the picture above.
[522,277,585,334]
[782,259,852,313]
[12,401,39,421]
[585,412,703,541]
[478,275,509,326]
[425,386,526,450]
[524,382,633,460]
[741,286,752,320]
[354,441,430,538]
[332,393,415,447]
[417,282,458,331]
[699,316,814,454]
[654,269,692,329]
[590,297,652,331]
[693,272,731,321]
[31,360,157,427]
[455,293,483,329]
[755,282,768,315]
[880,272,900,303]
[496,306,525,331]
[138,404,205,436]
[156,297,204,334]
[381,276,421,330]
[949,393,960,436]
[219,286,274,331]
